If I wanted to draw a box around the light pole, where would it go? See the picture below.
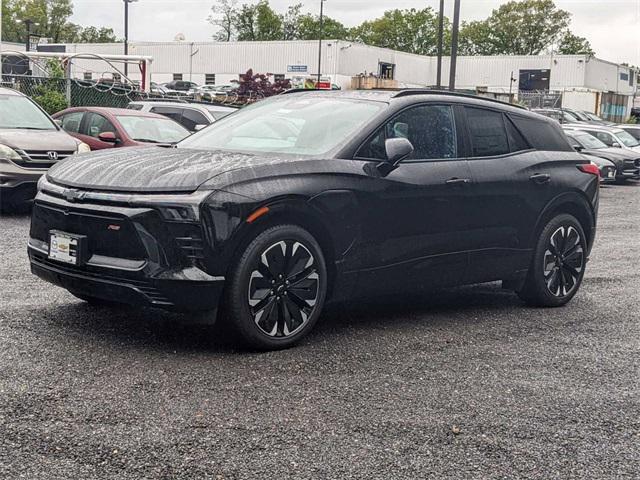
[317,0,325,87]
[123,0,138,77]
[436,0,444,88]
[449,0,461,91]
[17,19,39,52]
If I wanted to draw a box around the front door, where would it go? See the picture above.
[350,103,475,293]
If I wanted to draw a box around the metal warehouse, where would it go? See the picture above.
[3,39,638,120]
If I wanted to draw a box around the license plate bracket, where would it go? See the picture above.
[48,230,89,266]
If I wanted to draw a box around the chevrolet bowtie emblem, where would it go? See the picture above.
[64,189,85,202]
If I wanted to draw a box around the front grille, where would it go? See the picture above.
[14,149,75,169]
[166,223,206,263]
[31,201,147,260]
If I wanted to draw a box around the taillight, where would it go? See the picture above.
[577,163,600,177]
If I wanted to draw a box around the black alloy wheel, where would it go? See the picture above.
[542,226,585,298]
[248,240,320,338]
[518,213,587,307]
[223,224,327,350]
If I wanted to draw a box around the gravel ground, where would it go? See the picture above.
[0,184,639,479]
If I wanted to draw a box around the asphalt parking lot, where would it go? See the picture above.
[1,184,639,479]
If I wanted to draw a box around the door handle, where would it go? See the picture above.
[445,178,471,186]
[530,173,551,184]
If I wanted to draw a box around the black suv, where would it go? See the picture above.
[29,91,599,350]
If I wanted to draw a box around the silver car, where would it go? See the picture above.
[0,87,89,212]
[563,123,640,154]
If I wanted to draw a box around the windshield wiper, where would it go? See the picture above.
[133,138,160,143]
[14,127,54,130]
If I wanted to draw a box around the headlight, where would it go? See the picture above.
[0,144,22,162]
[37,174,48,191]
[76,142,91,154]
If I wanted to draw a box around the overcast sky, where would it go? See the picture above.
[70,0,640,65]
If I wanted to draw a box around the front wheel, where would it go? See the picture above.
[518,213,587,307]
[222,224,327,350]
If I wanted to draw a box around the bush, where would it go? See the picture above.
[32,86,68,115]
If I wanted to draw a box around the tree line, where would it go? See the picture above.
[209,0,595,56]
[1,0,118,44]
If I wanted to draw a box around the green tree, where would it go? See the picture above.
[208,0,238,41]
[350,8,448,55]
[296,13,350,40]
[233,0,283,41]
[459,0,571,55]
[556,31,594,55]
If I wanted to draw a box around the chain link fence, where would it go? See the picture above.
[518,90,563,109]
[1,74,254,115]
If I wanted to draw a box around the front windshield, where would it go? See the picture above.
[116,115,190,143]
[614,129,640,147]
[569,132,607,149]
[179,96,385,156]
[563,111,580,122]
[0,94,56,130]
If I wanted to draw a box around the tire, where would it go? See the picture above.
[222,224,327,350]
[518,213,587,307]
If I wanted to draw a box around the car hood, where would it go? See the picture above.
[0,129,79,151]
[46,146,303,193]
[582,147,639,161]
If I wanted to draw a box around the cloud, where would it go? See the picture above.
[70,0,640,65]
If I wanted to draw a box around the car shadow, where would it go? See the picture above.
[34,282,524,354]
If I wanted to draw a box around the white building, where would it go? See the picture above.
[16,40,640,119]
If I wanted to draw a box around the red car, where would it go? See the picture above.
[53,107,190,150]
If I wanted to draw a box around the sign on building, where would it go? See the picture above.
[287,65,308,73]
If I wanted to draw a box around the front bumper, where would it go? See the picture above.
[0,161,45,204]
[28,190,225,312]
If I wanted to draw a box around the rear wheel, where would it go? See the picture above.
[518,214,587,307]
[222,224,327,350]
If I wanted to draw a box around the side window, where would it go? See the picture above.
[565,135,581,149]
[84,113,116,138]
[181,109,209,131]
[60,111,84,133]
[149,106,184,125]
[356,105,457,161]
[505,116,530,152]
[589,131,614,146]
[509,115,574,152]
[465,107,510,157]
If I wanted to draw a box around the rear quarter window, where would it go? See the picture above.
[509,115,574,152]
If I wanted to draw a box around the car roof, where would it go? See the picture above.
[281,89,532,115]
[58,106,168,119]
[0,87,26,97]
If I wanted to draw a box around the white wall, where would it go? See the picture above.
[561,90,598,112]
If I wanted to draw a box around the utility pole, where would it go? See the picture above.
[436,0,445,88]
[317,0,325,87]
[449,0,461,91]
[123,0,138,77]
[24,19,36,52]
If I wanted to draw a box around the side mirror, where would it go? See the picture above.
[574,145,584,152]
[194,124,207,131]
[98,131,119,143]
[385,137,414,165]
[611,142,621,148]
[54,119,63,127]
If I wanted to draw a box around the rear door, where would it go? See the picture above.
[462,107,562,283]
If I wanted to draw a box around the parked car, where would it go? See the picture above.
[29,90,599,350]
[563,124,640,154]
[582,155,617,183]
[532,108,586,124]
[618,124,640,141]
[127,100,237,132]
[580,111,614,125]
[163,80,198,92]
[53,107,190,150]
[563,129,640,182]
[0,87,89,212]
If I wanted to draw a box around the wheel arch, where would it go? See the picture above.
[533,192,596,253]
[224,196,342,299]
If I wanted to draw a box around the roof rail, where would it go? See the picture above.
[391,89,527,109]
[132,97,189,104]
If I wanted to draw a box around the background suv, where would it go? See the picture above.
[127,100,237,132]
[0,87,89,212]
[29,90,599,350]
